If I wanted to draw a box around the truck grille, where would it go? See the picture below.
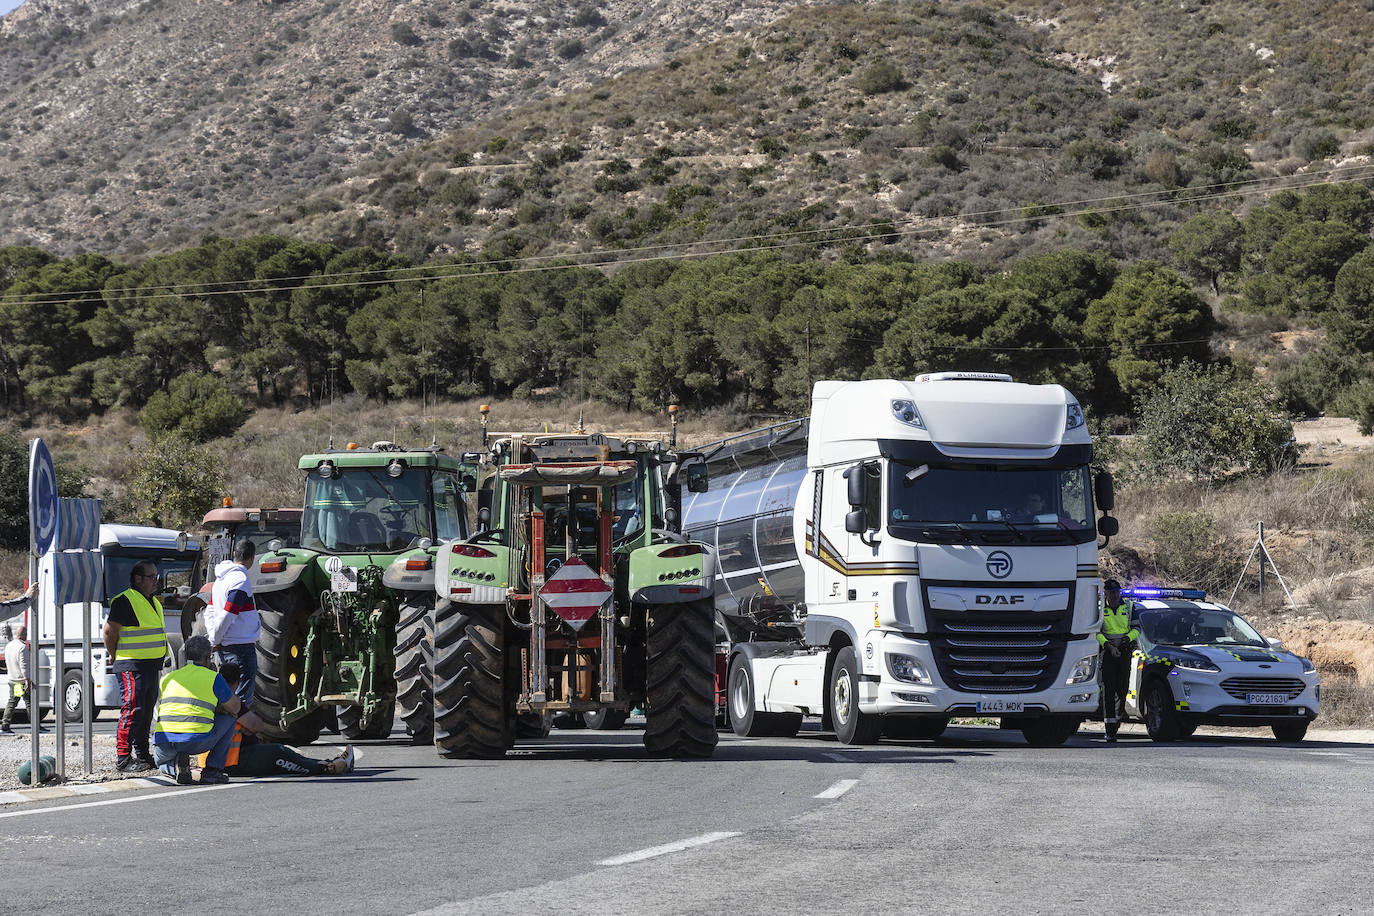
[921,580,1075,694]
[1220,677,1306,701]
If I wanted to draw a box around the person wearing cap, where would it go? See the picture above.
[1098,579,1138,743]
[198,660,355,778]
[152,635,243,785]
[103,561,170,772]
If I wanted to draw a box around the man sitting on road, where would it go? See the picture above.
[152,635,243,785]
[197,661,355,778]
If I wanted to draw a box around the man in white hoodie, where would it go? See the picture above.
[206,540,260,709]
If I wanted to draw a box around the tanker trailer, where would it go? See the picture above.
[686,372,1119,747]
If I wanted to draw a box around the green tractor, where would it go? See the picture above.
[251,441,474,745]
[433,411,718,758]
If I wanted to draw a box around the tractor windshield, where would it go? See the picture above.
[302,468,455,553]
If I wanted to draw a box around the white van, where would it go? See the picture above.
[1,524,200,722]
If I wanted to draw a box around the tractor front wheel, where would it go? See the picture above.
[255,587,326,745]
[433,600,512,758]
[643,600,718,758]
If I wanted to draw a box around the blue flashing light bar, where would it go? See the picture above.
[1122,586,1208,600]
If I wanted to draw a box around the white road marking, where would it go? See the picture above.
[1307,751,1354,757]
[814,778,858,799]
[597,831,741,866]
[0,781,247,819]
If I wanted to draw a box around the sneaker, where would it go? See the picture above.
[136,752,156,769]
[116,756,153,773]
[0,724,13,734]
[175,754,192,786]
[198,767,229,785]
[325,744,355,775]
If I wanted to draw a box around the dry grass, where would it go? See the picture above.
[1313,676,1374,729]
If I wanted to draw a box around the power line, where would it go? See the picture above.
[4,161,1374,307]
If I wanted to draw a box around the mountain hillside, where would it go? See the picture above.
[3,0,1372,263]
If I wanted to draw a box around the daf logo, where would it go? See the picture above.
[986,551,1013,579]
[976,594,1025,605]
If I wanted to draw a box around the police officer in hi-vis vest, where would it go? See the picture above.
[1098,578,1138,743]
[102,560,170,772]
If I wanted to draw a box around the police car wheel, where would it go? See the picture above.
[1143,680,1180,742]
[1272,721,1308,743]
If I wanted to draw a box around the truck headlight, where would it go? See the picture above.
[1066,654,1097,684]
[887,653,931,685]
[1175,655,1219,672]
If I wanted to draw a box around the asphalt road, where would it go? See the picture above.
[2,721,1371,915]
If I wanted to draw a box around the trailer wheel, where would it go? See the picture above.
[727,655,801,738]
[643,599,718,758]
[1019,717,1080,747]
[337,702,394,739]
[829,646,881,746]
[582,707,629,731]
[255,587,325,745]
[394,596,435,744]
[61,668,99,723]
[1143,679,1180,742]
[433,600,512,758]
[882,716,947,741]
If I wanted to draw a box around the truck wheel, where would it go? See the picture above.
[1272,721,1308,742]
[515,711,553,739]
[829,646,881,746]
[1020,717,1080,747]
[337,702,394,739]
[883,716,947,741]
[727,655,801,738]
[61,669,99,723]
[394,596,435,744]
[255,587,325,745]
[1143,679,1180,742]
[643,599,718,758]
[433,600,512,758]
[583,708,629,730]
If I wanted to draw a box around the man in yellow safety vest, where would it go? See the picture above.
[152,635,243,785]
[102,561,171,772]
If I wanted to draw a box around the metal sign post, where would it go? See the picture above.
[1227,521,1296,611]
[56,498,102,779]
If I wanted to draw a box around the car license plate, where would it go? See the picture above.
[1247,693,1287,705]
[977,699,1024,714]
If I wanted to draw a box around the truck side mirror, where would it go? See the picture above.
[1097,515,1119,537]
[845,464,867,508]
[686,463,708,493]
[1095,470,1115,512]
[844,508,867,534]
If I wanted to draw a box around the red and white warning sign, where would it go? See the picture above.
[539,556,612,631]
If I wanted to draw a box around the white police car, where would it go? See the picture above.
[1121,587,1320,742]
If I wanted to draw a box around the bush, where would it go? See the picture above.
[1144,509,1223,588]
[125,433,225,529]
[856,60,905,94]
[1291,128,1340,162]
[390,22,421,46]
[139,372,248,443]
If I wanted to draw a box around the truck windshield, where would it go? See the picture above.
[103,557,196,611]
[887,462,1095,545]
[303,469,438,553]
[1138,606,1267,648]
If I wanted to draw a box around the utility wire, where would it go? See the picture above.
[5,161,1374,307]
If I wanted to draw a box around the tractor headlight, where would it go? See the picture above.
[887,653,931,685]
[317,460,336,479]
[386,459,406,478]
[1066,654,1098,684]
[1175,655,1220,672]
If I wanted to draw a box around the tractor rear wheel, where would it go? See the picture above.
[643,600,718,758]
[433,600,512,758]
[394,595,435,744]
[337,702,395,739]
[255,587,325,745]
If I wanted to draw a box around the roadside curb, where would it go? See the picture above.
[0,775,178,807]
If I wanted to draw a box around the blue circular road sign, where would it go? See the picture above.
[29,438,57,554]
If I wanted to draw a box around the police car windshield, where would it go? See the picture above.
[887,462,1095,544]
[1138,605,1267,648]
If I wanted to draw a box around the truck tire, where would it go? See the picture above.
[1019,717,1080,747]
[883,716,947,741]
[61,668,99,723]
[516,711,553,738]
[433,600,512,758]
[1143,679,1181,742]
[829,646,881,746]
[394,596,435,744]
[337,702,394,739]
[727,655,801,738]
[255,587,325,745]
[583,708,629,730]
[1272,721,1308,742]
[643,600,718,758]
